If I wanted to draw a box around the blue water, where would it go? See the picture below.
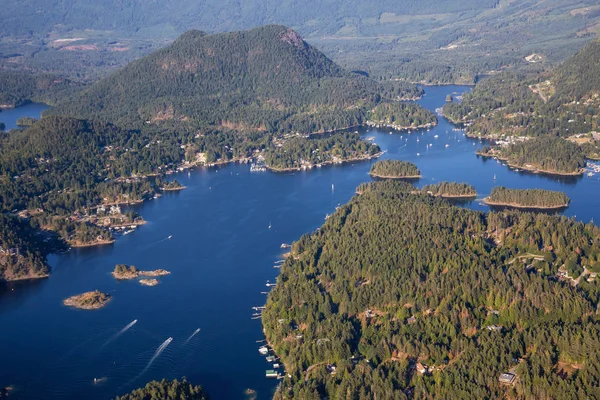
[0,103,50,130]
[1,86,600,399]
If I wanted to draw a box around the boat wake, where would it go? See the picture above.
[101,319,138,349]
[140,337,173,376]
[184,328,201,345]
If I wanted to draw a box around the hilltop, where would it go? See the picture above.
[51,25,396,133]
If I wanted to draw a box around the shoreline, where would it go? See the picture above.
[161,186,187,192]
[267,151,384,172]
[370,173,421,179]
[1,273,50,283]
[477,152,584,177]
[483,199,569,210]
[365,121,437,131]
[70,238,116,248]
[436,193,477,199]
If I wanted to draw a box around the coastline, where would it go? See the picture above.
[267,151,384,172]
[483,199,569,210]
[161,186,187,192]
[1,273,50,283]
[370,173,421,179]
[477,152,584,177]
[365,121,437,131]
[436,193,477,199]
[70,238,116,248]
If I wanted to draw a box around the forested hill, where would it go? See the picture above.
[263,180,600,398]
[444,39,600,143]
[554,38,600,100]
[50,25,387,133]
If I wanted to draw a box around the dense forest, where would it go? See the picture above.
[263,180,600,399]
[421,182,477,198]
[369,160,420,178]
[485,187,571,209]
[0,214,52,282]
[478,137,586,175]
[0,72,81,108]
[114,379,209,400]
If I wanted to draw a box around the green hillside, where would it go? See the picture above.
[264,180,600,398]
[50,25,421,133]
[445,39,600,139]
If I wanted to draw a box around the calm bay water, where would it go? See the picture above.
[1,86,600,399]
[0,103,50,130]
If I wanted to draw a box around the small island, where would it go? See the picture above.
[140,278,159,286]
[421,182,477,198]
[369,160,421,179]
[63,290,111,310]
[112,264,171,280]
[484,187,571,209]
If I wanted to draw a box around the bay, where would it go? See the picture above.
[1,85,599,399]
[0,103,50,131]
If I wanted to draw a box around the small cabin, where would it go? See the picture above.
[499,372,516,385]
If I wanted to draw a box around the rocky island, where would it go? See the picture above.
[112,264,170,280]
[63,290,111,310]
[139,279,159,286]
[484,187,571,210]
[369,160,421,179]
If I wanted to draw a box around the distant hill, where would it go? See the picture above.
[2,0,599,85]
[51,25,425,134]
[0,0,498,40]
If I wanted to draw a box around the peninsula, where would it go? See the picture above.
[369,160,421,179]
[484,187,570,209]
[63,290,111,310]
[263,180,600,398]
[477,137,586,176]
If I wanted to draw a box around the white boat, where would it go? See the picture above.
[168,235,173,239]
[434,135,439,138]
[259,346,269,355]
